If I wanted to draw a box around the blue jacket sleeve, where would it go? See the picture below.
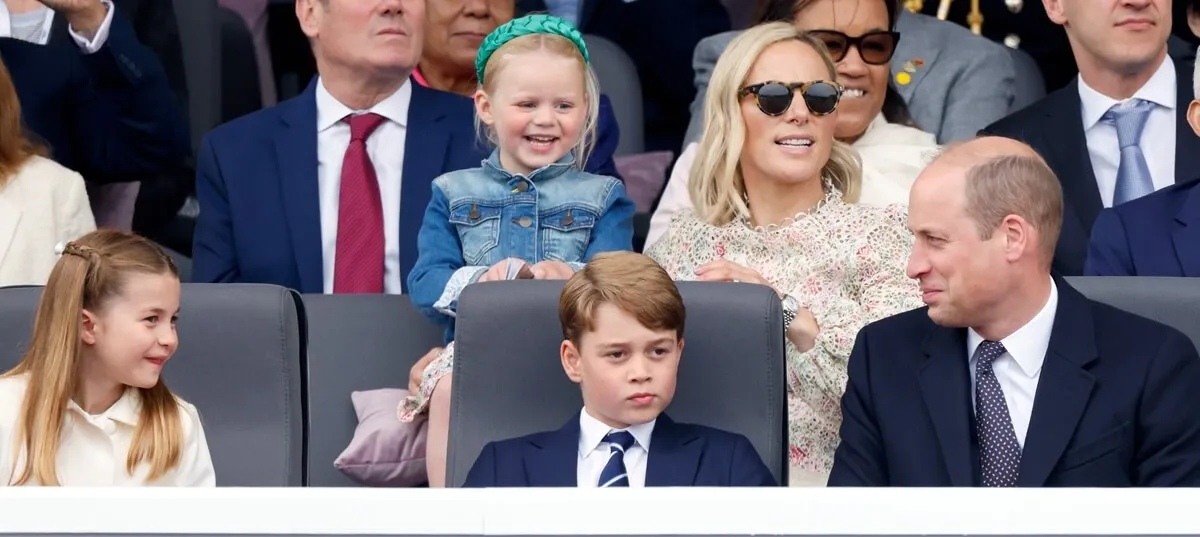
[585,95,622,180]
[583,180,635,260]
[828,328,887,486]
[462,442,499,488]
[407,185,482,327]
[191,137,238,284]
[729,435,778,486]
[1135,330,1200,485]
[1085,209,1134,276]
[69,7,190,181]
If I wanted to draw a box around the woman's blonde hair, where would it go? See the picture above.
[475,33,601,170]
[0,56,46,188]
[689,22,862,227]
[2,230,184,486]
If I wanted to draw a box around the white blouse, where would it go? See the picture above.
[0,374,216,486]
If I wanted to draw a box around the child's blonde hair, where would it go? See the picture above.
[2,229,185,485]
[475,33,601,170]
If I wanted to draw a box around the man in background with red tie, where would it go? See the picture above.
[192,0,486,293]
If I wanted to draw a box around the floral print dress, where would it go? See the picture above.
[645,188,923,486]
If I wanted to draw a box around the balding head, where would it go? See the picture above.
[906,137,1063,334]
[915,137,1063,266]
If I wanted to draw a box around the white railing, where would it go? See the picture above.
[1,487,1199,534]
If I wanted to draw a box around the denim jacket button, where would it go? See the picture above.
[514,216,533,228]
[516,181,529,193]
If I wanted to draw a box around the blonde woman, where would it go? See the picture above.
[645,22,922,486]
[0,57,95,287]
[0,230,214,486]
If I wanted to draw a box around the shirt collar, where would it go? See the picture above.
[967,278,1059,378]
[315,76,412,132]
[67,387,141,427]
[1078,54,1175,130]
[577,407,656,458]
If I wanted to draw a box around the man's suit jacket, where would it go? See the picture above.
[828,278,1200,486]
[681,10,1039,146]
[191,80,486,293]
[0,9,190,183]
[519,0,731,153]
[1086,178,1200,277]
[981,56,1200,277]
[463,413,777,487]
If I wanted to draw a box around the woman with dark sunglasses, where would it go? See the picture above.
[646,22,922,487]
[649,0,939,249]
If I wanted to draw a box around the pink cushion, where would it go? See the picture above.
[334,388,428,487]
[615,151,673,214]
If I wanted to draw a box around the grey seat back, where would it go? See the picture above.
[172,0,221,155]
[1066,277,1200,352]
[584,34,644,156]
[302,294,444,486]
[0,284,304,486]
[447,281,787,487]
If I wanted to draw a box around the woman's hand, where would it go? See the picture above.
[409,347,443,394]
[529,261,575,280]
[477,258,527,283]
[694,259,774,289]
[787,308,821,354]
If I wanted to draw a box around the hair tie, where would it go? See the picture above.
[58,241,99,263]
[475,14,590,85]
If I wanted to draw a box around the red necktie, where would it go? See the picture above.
[333,113,387,294]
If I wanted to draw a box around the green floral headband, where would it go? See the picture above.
[475,14,590,84]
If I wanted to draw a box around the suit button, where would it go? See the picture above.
[514,216,532,228]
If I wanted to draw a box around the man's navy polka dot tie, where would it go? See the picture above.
[597,431,635,487]
[976,340,1021,487]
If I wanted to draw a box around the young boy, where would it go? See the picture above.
[463,252,777,487]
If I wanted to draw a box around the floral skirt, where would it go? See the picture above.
[397,341,455,422]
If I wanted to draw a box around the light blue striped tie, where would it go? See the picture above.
[597,431,635,487]
[1102,99,1156,205]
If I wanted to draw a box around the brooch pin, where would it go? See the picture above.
[895,58,924,86]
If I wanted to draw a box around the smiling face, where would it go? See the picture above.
[476,44,589,175]
[793,0,891,141]
[80,272,181,392]
[738,39,839,189]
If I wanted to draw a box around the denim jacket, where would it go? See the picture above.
[408,150,635,340]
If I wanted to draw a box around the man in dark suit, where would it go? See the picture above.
[0,0,189,185]
[517,0,730,153]
[981,0,1200,276]
[829,137,1200,487]
[193,0,486,294]
[1086,177,1200,276]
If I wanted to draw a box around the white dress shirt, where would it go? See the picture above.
[0,374,216,486]
[1078,55,1176,208]
[0,0,115,53]
[315,78,410,294]
[966,278,1058,448]
[576,408,655,487]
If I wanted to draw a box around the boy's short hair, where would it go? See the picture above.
[559,252,685,344]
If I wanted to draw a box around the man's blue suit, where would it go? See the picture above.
[192,80,486,293]
[1085,178,1200,277]
[829,277,1200,486]
[463,414,777,487]
[193,80,623,292]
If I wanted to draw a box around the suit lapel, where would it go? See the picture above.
[400,83,452,291]
[645,414,702,486]
[523,418,580,487]
[918,326,975,486]
[891,12,942,105]
[275,81,324,294]
[1172,58,1200,186]
[0,196,19,268]
[1042,83,1104,230]
[1173,184,1200,277]
[1017,279,1098,486]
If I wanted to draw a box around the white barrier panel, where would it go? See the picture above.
[1,488,1200,535]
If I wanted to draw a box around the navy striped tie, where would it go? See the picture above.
[597,431,635,487]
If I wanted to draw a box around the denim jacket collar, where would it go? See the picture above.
[482,149,578,182]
